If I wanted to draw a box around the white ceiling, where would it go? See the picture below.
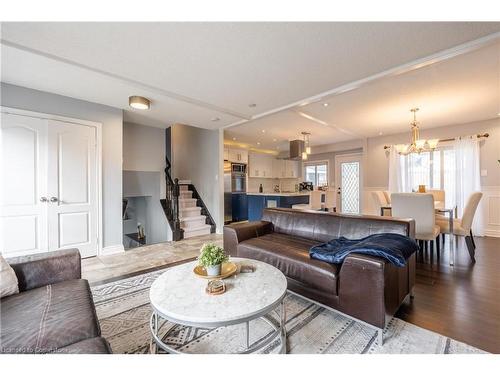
[1,22,500,131]
[227,40,500,149]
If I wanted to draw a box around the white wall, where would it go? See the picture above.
[1,83,123,249]
[171,123,223,232]
[123,121,166,198]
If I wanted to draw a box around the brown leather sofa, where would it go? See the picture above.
[0,249,111,354]
[224,208,416,344]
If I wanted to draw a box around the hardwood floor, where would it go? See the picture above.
[82,234,500,353]
[395,235,500,353]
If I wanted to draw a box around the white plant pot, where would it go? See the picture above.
[206,264,221,276]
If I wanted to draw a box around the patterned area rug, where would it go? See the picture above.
[91,268,485,354]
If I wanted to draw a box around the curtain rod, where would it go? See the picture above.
[383,133,489,150]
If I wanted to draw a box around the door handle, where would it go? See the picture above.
[40,197,48,202]
[50,197,59,202]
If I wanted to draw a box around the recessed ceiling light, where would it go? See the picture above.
[273,138,277,142]
[257,142,261,145]
[129,96,151,110]
[261,130,266,133]
[379,132,383,136]
[211,117,220,122]
[232,137,237,141]
[249,103,257,108]
[322,103,329,107]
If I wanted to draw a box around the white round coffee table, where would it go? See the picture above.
[149,257,287,354]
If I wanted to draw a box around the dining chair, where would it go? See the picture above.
[436,191,482,262]
[292,190,323,210]
[391,193,441,254]
[427,189,446,215]
[322,190,336,212]
[371,191,390,216]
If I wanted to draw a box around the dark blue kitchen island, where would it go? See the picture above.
[247,192,310,221]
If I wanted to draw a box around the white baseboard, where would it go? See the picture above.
[100,244,125,256]
[483,229,500,238]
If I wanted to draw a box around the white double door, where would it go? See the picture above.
[1,112,98,258]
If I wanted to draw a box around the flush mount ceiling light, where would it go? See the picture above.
[129,96,151,110]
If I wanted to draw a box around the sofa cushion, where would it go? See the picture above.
[237,233,339,294]
[0,279,100,353]
[0,254,19,298]
[54,337,112,354]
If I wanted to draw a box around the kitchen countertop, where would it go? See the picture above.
[247,192,311,196]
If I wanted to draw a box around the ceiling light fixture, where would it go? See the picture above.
[257,142,261,145]
[301,131,312,155]
[211,117,221,122]
[394,108,439,155]
[261,130,266,133]
[323,103,329,107]
[129,96,151,110]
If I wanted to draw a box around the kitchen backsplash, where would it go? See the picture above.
[248,177,300,193]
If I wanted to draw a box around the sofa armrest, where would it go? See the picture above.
[338,253,403,329]
[223,221,273,256]
[7,249,81,292]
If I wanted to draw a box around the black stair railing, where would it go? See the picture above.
[162,157,183,241]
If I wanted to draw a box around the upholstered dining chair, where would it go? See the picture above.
[371,191,390,216]
[436,191,483,262]
[391,193,441,254]
[292,190,323,210]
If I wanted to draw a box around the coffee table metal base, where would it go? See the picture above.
[149,300,287,354]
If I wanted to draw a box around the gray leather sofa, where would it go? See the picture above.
[0,249,111,354]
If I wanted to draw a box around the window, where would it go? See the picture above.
[400,147,455,207]
[304,162,328,187]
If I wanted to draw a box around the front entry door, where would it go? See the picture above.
[47,120,98,258]
[335,154,362,214]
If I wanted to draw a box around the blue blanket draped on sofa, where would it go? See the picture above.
[309,233,418,267]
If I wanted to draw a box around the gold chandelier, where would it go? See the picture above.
[394,108,439,155]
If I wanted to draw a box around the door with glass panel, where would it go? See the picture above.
[334,154,362,214]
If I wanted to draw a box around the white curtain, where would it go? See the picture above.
[454,136,483,235]
[388,147,403,193]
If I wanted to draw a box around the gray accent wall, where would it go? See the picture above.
[1,83,123,249]
[123,121,167,198]
[171,123,223,232]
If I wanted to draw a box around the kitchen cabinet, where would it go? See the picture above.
[249,153,273,178]
[223,148,229,161]
[228,148,248,164]
[284,160,301,178]
[231,193,248,222]
[247,194,309,221]
[272,159,286,178]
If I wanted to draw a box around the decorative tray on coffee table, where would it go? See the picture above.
[193,262,238,280]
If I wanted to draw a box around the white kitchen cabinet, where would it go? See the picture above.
[228,148,248,164]
[223,148,229,161]
[285,160,301,178]
[249,153,273,178]
[272,159,286,178]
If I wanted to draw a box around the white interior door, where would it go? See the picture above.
[0,113,48,257]
[47,120,98,258]
[335,154,362,214]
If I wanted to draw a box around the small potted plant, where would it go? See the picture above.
[198,243,229,276]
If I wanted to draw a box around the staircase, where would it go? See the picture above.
[161,155,216,241]
[178,181,213,239]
